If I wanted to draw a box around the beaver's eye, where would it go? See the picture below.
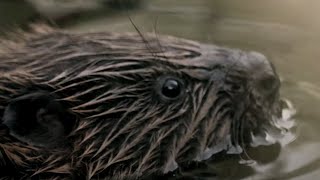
[161,79,182,99]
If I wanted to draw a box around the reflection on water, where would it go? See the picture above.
[1,0,320,179]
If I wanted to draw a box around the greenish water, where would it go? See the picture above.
[1,0,320,179]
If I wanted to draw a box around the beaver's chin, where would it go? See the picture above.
[250,98,296,148]
[190,98,296,165]
[164,99,296,173]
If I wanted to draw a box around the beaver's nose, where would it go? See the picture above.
[243,52,280,96]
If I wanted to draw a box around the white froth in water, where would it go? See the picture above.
[251,98,297,148]
[163,158,179,173]
[194,135,243,162]
[239,159,257,165]
[194,98,296,164]
[194,147,223,162]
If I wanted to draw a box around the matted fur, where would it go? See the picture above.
[0,25,281,179]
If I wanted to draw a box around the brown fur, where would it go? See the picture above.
[0,25,281,179]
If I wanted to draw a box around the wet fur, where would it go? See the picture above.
[0,25,280,179]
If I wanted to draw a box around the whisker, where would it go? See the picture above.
[238,96,254,162]
[153,16,168,60]
[127,14,157,59]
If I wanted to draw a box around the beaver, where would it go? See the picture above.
[0,25,289,179]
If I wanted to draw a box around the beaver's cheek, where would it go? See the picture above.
[1,91,74,148]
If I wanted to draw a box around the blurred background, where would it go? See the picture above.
[1,0,320,179]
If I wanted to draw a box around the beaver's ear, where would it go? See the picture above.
[1,91,75,148]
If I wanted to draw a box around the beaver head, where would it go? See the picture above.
[0,26,291,179]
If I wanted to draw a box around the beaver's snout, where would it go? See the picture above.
[244,52,280,98]
[201,46,280,103]
[197,45,279,81]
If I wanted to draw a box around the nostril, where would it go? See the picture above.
[247,51,280,94]
[257,74,279,94]
[231,84,241,91]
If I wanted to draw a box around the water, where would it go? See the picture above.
[1,0,320,179]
